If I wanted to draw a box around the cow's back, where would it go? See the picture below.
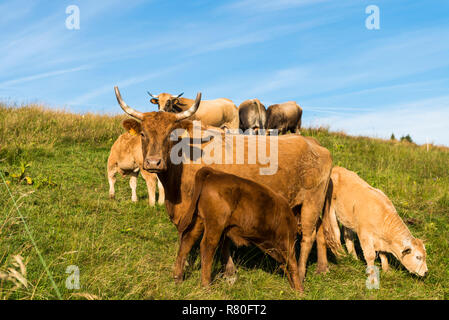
[185,98,239,129]
[167,134,332,225]
[267,101,302,130]
[203,169,295,234]
[331,166,399,236]
[109,133,143,171]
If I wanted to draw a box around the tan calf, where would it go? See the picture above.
[324,167,427,277]
[107,119,164,206]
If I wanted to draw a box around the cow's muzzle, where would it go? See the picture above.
[144,157,166,172]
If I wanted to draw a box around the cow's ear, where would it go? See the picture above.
[150,98,159,105]
[122,119,142,136]
[176,121,218,144]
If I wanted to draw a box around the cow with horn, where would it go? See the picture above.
[115,86,332,292]
[147,91,239,130]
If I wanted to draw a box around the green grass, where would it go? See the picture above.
[0,103,448,300]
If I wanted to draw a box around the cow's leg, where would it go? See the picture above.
[174,220,204,283]
[107,165,118,199]
[282,234,302,291]
[140,169,156,206]
[157,177,165,205]
[220,237,236,277]
[129,172,138,202]
[286,249,302,291]
[360,235,379,288]
[379,253,389,272]
[344,227,358,260]
[295,120,302,134]
[297,194,325,285]
[359,235,376,268]
[315,218,329,274]
[200,225,223,287]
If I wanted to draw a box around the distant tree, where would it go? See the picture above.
[390,133,396,140]
[400,134,413,143]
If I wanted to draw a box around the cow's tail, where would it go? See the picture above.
[178,167,213,234]
[322,179,345,257]
[107,149,116,176]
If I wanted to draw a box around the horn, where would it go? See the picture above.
[115,86,144,120]
[171,92,184,99]
[147,91,158,99]
[175,92,201,121]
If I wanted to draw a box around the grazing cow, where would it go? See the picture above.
[107,119,165,206]
[178,167,301,290]
[238,98,267,132]
[147,91,239,129]
[266,102,303,134]
[323,167,428,276]
[114,86,332,292]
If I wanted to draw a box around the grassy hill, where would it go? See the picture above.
[1,103,448,300]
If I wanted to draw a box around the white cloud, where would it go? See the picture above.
[0,65,91,88]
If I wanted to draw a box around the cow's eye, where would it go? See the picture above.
[141,132,145,137]
[416,256,422,260]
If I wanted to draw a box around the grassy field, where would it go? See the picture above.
[0,103,448,300]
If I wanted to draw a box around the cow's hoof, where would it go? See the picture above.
[316,264,329,274]
[173,275,183,284]
[224,264,237,277]
[223,273,238,285]
[109,194,115,200]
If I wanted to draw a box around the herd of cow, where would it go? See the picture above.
[107,88,427,293]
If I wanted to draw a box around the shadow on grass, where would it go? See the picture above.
[182,233,341,283]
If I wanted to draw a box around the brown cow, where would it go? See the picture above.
[114,86,332,292]
[148,92,239,129]
[107,119,164,206]
[266,101,303,134]
[322,167,428,276]
[178,167,301,290]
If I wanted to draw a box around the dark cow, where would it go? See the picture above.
[266,102,303,134]
[238,98,267,132]
[114,86,332,292]
[178,167,301,290]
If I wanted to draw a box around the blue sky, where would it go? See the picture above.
[1,0,448,145]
